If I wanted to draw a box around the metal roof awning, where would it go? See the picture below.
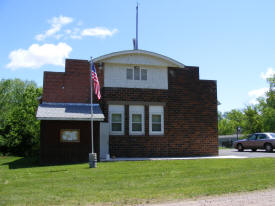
[36,103,105,121]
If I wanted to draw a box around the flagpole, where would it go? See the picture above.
[136,3,138,50]
[89,57,96,168]
[90,57,94,154]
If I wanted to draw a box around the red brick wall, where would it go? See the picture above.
[103,66,218,157]
[41,59,218,160]
[42,59,103,104]
[167,68,218,156]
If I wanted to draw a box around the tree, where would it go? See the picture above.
[243,106,263,134]
[259,75,275,132]
[0,79,42,156]
[218,75,275,135]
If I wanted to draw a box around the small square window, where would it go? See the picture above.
[134,66,140,80]
[141,69,147,80]
[127,68,133,80]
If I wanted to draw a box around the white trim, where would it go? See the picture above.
[93,50,185,68]
[149,106,164,135]
[37,117,104,121]
[42,102,99,106]
[109,105,124,135]
[129,105,144,135]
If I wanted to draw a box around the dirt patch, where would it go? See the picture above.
[142,189,275,206]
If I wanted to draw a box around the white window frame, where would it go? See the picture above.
[126,68,133,80]
[109,105,124,135]
[149,106,164,135]
[126,66,147,81]
[129,105,144,135]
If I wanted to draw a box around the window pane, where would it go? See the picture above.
[248,134,256,140]
[152,115,161,123]
[132,114,142,122]
[132,123,142,131]
[112,123,122,131]
[258,134,267,139]
[141,69,147,80]
[112,114,121,122]
[134,66,140,80]
[152,123,161,131]
[127,69,133,80]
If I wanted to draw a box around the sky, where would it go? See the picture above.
[0,0,275,113]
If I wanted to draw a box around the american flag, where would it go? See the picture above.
[91,62,101,100]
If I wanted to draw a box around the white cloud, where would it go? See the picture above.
[248,87,269,104]
[35,16,118,41]
[35,15,73,41]
[65,29,72,34]
[69,28,82,39]
[6,42,72,69]
[81,27,118,38]
[261,67,275,80]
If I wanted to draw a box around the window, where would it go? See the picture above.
[258,134,268,140]
[127,66,147,81]
[127,68,133,80]
[248,134,257,140]
[109,105,124,135]
[152,114,161,131]
[60,129,80,142]
[129,105,144,135]
[111,114,122,131]
[134,66,140,80]
[141,69,147,80]
[149,106,164,135]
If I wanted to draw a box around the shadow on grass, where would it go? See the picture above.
[1,156,91,169]
[1,156,40,169]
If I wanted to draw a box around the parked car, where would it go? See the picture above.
[233,133,275,152]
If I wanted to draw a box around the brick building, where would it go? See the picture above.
[36,49,218,164]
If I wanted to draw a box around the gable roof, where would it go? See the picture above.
[93,50,185,68]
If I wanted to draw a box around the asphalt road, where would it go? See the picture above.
[219,148,275,158]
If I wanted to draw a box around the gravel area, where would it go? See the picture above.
[143,189,275,206]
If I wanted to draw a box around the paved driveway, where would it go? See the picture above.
[220,148,275,158]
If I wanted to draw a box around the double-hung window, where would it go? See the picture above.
[109,105,124,135]
[129,105,144,135]
[126,66,147,80]
[149,106,164,135]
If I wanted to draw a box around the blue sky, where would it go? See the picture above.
[0,0,275,112]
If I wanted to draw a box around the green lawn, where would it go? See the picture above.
[1,156,275,206]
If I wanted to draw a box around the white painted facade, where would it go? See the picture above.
[104,63,168,89]
[93,50,184,90]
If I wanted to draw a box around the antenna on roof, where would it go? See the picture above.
[133,38,136,49]
[133,3,139,50]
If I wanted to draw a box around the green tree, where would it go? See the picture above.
[0,79,42,156]
[258,75,275,132]
[243,106,263,134]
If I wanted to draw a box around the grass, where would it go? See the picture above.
[1,157,275,206]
